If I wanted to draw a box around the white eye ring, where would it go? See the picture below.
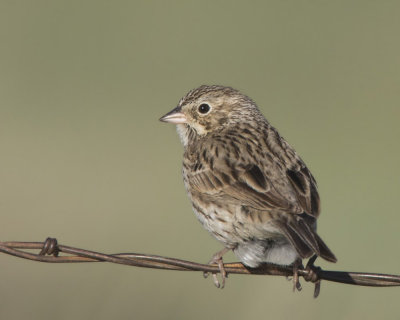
[198,103,211,114]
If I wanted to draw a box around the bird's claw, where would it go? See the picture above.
[204,249,229,289]
[204,258,227,288]
[304,255,322,298]
[292,259,303,292]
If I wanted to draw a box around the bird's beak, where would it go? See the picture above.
[159,107,187,124]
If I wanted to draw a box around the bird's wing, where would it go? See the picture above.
[185,133,335,262]
[186,132,320,218]
[188,161,297,212]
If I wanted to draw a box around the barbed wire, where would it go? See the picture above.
[1,237,399,298]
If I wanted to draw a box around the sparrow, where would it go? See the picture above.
[160,85,336,290]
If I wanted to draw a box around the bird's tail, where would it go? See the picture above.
[274,216,337,263]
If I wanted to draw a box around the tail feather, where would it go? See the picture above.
[275,220,314,259]
[275,216,337,263]
[314,232,337,262]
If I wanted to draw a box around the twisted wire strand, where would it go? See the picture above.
[1,237,399,290]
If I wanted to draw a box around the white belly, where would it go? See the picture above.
[234,238,299,268]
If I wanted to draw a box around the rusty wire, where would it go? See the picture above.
[1,237,399,297]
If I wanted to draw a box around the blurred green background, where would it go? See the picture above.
[1,1,400,319]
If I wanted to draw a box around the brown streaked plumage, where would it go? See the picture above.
[160,85,336,289]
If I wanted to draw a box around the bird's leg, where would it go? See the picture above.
[304,255,322,298]
[292,258,303,292]
[203,247,230,289]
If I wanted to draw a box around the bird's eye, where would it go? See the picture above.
[198,103,211,114]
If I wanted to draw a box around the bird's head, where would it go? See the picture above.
[160,85,262,146]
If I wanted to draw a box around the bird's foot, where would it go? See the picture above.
[303,255,322,298]
[203,247,230,289]
[292,258,303,292]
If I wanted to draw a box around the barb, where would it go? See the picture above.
[1,238,399,297]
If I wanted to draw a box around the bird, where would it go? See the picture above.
[159,85,336,290]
